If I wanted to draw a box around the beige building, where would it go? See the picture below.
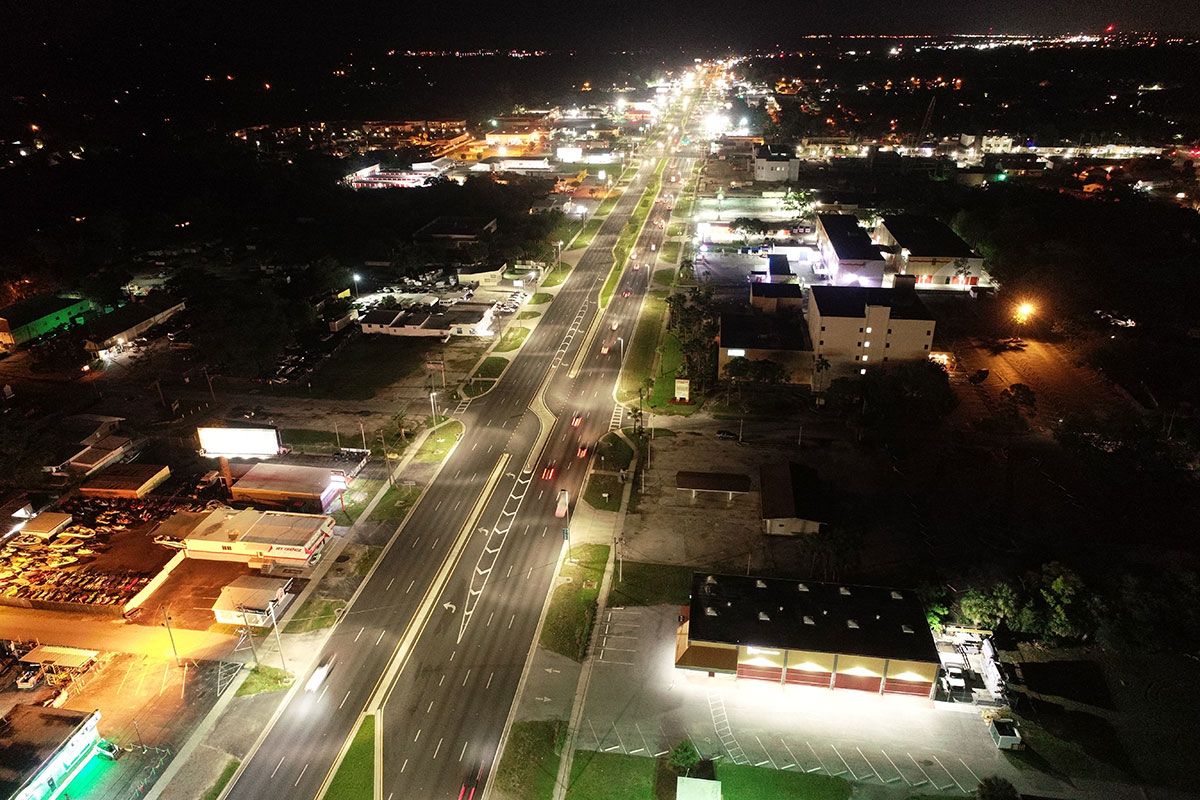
[675,573,940,699]
[873,215,987,289]
[176,507,334,568]
[808,286,935,380]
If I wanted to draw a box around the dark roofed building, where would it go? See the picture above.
[82,294,185,354]
[815,213,886,287]
[0,705,101,800]
[676,573,940,697]
[414,216,498,249]
[809,286,934,321]
[750,282,804,314]
[874,215,988,289]
[718,314,811,385]
[0,295,93,348]
[759,463,832,535]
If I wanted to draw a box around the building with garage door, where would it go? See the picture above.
[675,573,940,699]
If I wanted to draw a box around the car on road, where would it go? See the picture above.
[305,654,336,693]
[969,368,990,384]
[555,489,569,518]
[622,290,631,298]
[600,344,610,354]
[541,461,557,481]
[715,429,738,440]
[459,762,488,800]
[577,443,589,458]
[611,321,619,331]
[632,263,640,271]
[571,413,583,427]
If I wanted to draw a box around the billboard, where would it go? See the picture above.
[197,427,281,458]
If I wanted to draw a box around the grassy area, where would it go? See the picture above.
[354,545,382,577]
[529,292,553,305]
[495,326,530,353]
[200,759,240,800]
[331,478,384,526]
[541,262,573,288]
[570,219,604,250]
[667,222,686,238]
[516,310,542,320]
[595,433,633,470]
[644,333,698,416]
[540,543,610,661]
[463,379,495,397]
[279,335,436,401]
[369,485,423,522]
[566,751,658,800]
[280,428,340,453]
[617,293,666,401]
[236,665,293,696]
[610,561,695,607]
[326,716,375,800]
[495,720,566,800]
[652,268,674,288]
[600,160,666,308]
[659,241,681,264]
[414,420,463,463]
[284,597,346,633]
[475,356,509,379]
[583,472,623,511]
[596,196,619,216]
[716,763,851,800]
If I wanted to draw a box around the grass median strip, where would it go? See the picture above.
[495,720,566,800]
[516,310,541,320]
[475,356,509,379]
[600,159,667,308]
[541,261,573,288]
[326,715,375,800]
[659,240,680,264]
[569,218,603,250]
[463,379,495,397]
[616,293,666,401]
[415,420,463,463]
[539,543,609,662]
[283,597,346,633]
[528,292,553,305]
[495,326,529,352]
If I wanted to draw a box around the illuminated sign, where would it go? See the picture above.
[197,427,281,458]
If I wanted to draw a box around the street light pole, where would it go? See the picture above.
[429,391,438,423]
[353,273,361,298]
[161,606,180,667]
[617,336,625,362]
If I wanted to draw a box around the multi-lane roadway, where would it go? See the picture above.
[223,77,710,800]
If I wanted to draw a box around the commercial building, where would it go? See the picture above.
[759,463,831,535]
[82,295,186,355]
[0,705,101,800]
[814,214,886,287]
[18,512,73,541]
[211,575,293,626]
[80,463,171,499]
[675,573,940,699]
[808,286,935,379]
[752,145,799,182]
[178,506,334,567]
[360,304,494,338]
[0,295,92,349]
[717,314,811,385]
[873,215,987,289]
[43,418,134,477]
[230,462,344,513]
[413,216,498,250]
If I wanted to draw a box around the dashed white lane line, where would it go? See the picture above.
[294,763,308,787]
[462,669,471,686]
[376,629,386,645]
[460,741,469,762]
[526,567,533,580]
[508,614,515,629]
[406,579,414,593]
[340,689,351,709]
[414,729,421,742]
[486,672,494,688]
[427,700,434,713]
[386,578,394,591]
[435,501,442,511]
[433,738,444,759]
[487,612,494,627]
[271,757,285,778]
[400,759,408,773]
[354,626,364,642]
[318,683,329,703]
[410,536,420,549]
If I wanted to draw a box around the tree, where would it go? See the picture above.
[953,256,973,284]
[975,776,1019,800]
[813,354,831,393]
[668,740,701,776]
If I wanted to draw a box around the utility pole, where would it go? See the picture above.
[269,604,287,671]
[797,425,803,446]
[161,607,180,667]
[202,366,216,402]
[333,421,342,450]
[239,605,260,665]
[359,421,367,451]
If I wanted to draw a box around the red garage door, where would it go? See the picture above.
[833,673,882,693]
[882,678,932,697]
[785,670,831,688]
[737,664,783,683]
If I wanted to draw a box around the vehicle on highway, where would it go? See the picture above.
[632,263,640,271]
[611,321,619,331]
[577,443,588,458]
[716,429,738,440]
[600,344,610,354]
[555,489,569,518]
[459,761,488,800]
[571,413,583,427]
[541,461,557,480]
[622,290,631,298]
[306,654,336,692]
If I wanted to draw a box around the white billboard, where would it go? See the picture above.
[197,427,281,458]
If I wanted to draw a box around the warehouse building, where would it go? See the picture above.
[177,506,334,568]
[675,573,940,699]
[0,705,101,800]
[230,462,343,513]
[0,295,92,349]
[82,295,186,355]
[80,464,171,499]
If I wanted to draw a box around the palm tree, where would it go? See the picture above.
[975,776,1019,800]
[813,354,832,393]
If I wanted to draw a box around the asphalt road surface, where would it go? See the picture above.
[223,79,709,800]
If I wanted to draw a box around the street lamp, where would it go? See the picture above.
[554,240,564,274]
[353,273,361,298]
[617,336,625,362]
[1013,302,1035,339]
[429,390,438,422]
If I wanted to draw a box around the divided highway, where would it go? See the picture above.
[223,83,705,800]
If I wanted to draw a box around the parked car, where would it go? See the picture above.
[715,430,738,440]
[16,666,43,689]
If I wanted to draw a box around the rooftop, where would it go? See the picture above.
[767,254,792,276]
[688,573,939,664]
[81,463,170,492]
[234,462,334,497]
[719,314,808,352]
[213,576,290,613]
[751,282,804,299]
[817,213,883,262]
[360,308,402,326]
[759,463,833,522]
[81,294,184,344]
[676,471,752,494]
[0,705,97,799]
[414,216,497,239]
[184,507,331,548]
[810,286,935,321]
[881,215,977,259]
[755,144,794,161]
[0,295,89,329]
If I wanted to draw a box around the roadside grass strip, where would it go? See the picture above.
[495,326,530,353]
[569,219,603,250]
[495,720,567,800]
[414,420,463,463]
[609,561,695,606]
[616,294,666,402]
[325,715,375,800]
[475,356,510,379]
[368,485,423,523]
[539,543,610,661]
[236,665,293,696]
[200,759,240,800]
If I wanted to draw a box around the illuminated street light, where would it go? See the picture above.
[353,273,361,298]
[429,390,438,422]
[1013,302,1035,339]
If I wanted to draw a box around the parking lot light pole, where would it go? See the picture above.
[617,336,625,362]
[353,273,361,298]
[429,391,438,423]
[161,607,180,667]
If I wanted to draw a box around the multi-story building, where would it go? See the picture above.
[808,286,935,379]
[814,214,885,287]
[751,144,799,182]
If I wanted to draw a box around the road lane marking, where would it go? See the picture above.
[463,669,471,686]
[472,442,478,451]
[414,729,421,742]
[486,672,494,688]
[509,614,515,629]
[406,580,414,593]
[432,536,440,549]
[294,763,308,787]
[460,741,468,762]
[270,757,285,778]
[526,567,533,580]
[318,684,329,703]
[542,526,547,537]
[386,578,394,591]
[410,536,420,549]
[400,759,408,773]
[427,701,433,713]
[435,500,442,511]
[376,629,385,645]
[438,674,445,686]
[507,565,513,577]
[354,627,364,642]
[340,690,351,709]
[433,737,443,759]
[450,650,455,662]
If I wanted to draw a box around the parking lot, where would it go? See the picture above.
[574,605,1055,796]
